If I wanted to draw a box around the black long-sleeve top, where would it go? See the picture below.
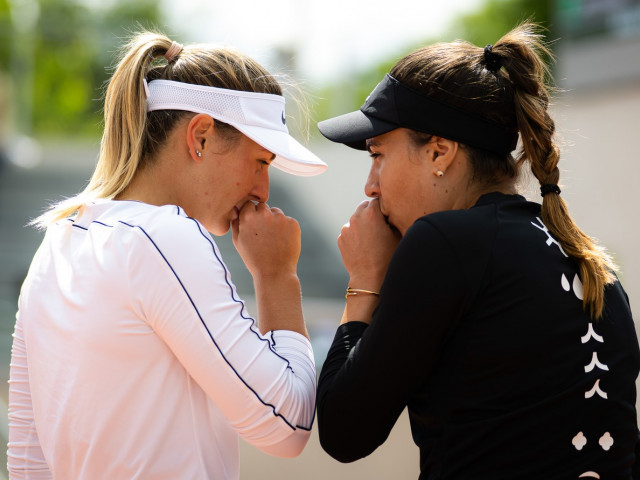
[317,193,640,479]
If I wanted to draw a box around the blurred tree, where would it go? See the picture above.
[312,0,553,126]
[0,0,10,71]
[3,0,164,138]
[450,0,553,47]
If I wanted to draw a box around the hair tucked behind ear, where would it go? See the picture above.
[391,22,616,319]
[32,30,283,228]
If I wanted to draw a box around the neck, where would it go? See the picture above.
[115,151,183,206]
[453,179,518,210]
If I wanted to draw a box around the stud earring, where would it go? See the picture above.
[195,149,202,158]
[436,170,444,177]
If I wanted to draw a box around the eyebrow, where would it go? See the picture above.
[261,149,276,161]
[365,139,380,152]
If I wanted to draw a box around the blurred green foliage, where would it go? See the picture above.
[0,0,10,71]
[0,0,554,139]
[450,0,553,46]
[312,0,553,125]
[1,0,164,138]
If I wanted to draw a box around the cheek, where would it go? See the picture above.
[379,166,406,197]
[226,166,250,191]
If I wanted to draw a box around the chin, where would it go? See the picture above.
[384,216,401,233]
[209,225,231,236]
[203,219,231,236]
[386,218,406,237]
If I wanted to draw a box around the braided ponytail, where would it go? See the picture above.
[493,23,616,319]
[390,22,616,319]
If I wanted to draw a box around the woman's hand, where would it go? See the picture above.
[232,201,301,280]
[232,201,306,336]
[338,198,401,292]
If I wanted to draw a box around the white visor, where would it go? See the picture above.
[146,79,327,177]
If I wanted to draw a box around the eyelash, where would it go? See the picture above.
[369,152,380,159]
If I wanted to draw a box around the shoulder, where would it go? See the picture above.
[110,205,233,293]
[122,205,220,263]
[404,202,500,257]
[77,201,219,263]
[125,204,209,244]
[395,194,540,285]
[410,194,540,248]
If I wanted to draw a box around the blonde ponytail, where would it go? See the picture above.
[32,31,284,228]
[32,32,174,227]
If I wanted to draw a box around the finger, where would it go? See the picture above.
[238,200,257,218]
[354,199,370,214]
[231,216,240,244]
[361,199,386,223]
[368,197,381,211]
[270,206,284,215]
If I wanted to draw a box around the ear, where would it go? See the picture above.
[185,114,215,162]
[430,136,459,175]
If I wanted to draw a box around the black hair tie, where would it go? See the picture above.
[484,44,502,73]
[540,183,561,197]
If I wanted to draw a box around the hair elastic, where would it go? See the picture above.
[483,44,502,73]
[164,41,183,63]
[540,183,561,197]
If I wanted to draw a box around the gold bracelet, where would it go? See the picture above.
[345,287,380,299]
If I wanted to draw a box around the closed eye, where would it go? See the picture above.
[258,151,276,166]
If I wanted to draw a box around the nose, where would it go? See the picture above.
[251,170,270,203]
[364,164,380,199]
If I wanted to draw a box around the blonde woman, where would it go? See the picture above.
[8,32,326,479]
[316,23,639,479]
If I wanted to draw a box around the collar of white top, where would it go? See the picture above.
[145,79,327,177]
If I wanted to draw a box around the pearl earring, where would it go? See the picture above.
[195,149,202,158]
[436,170,444,177]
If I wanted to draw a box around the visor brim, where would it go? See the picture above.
[236,124,328,177]
[317,110,396,151]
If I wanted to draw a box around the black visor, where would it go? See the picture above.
[318,74,518,155]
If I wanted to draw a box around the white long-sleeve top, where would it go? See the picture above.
[8,200,316,479]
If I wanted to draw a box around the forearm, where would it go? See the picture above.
[8,316,53,478]
[139,223,316,454]
[238,330,316,456]
[254,272,308,338]
[317,321,388,462]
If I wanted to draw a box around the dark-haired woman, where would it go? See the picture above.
[316,23,639,479]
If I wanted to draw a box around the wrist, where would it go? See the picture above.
[253,272,301,300]
[346,276,383,293]
[341,291,378,325]
[253,270,299,284]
